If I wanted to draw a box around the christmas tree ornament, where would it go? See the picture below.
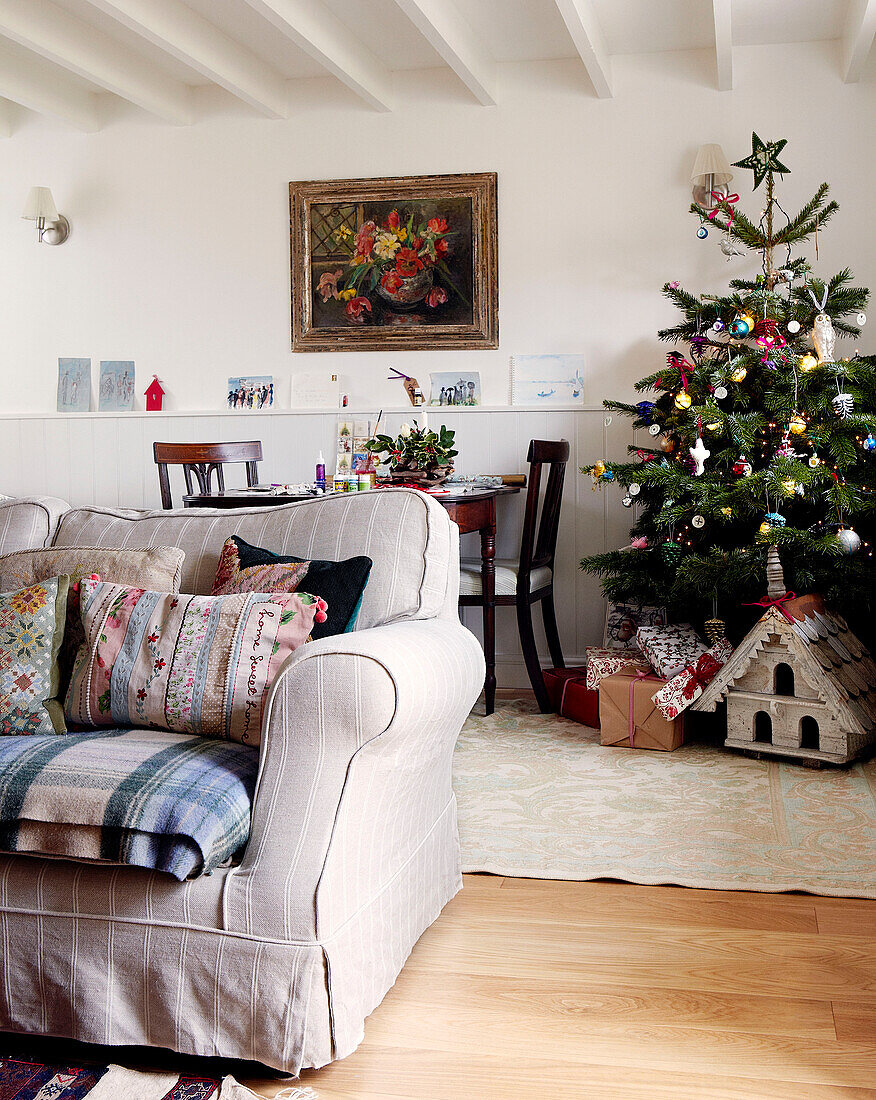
[704,618,726,643]
[622,495,633,508]
[731,132,790,190]
[808,454,821,468]
[603,470,615,481]
[837,528,861,554]
[714,385,728,400]
[630,537,648,550]
[603,415,613,426]
[832,392,854,418]
[635,401,655,423]
[812,313,837,363]
[692,515,705,529]
[864,433,876,452]
[754,319,777,338]
[660,541,683,566]
[775,432,796,458]
[781,479,798,494]
[787,320,801,334]
[697,225,708,239]
[720,507,732,516]
[799,353,818,372]
[789,414,807,434]
[764,511,786,528]
[628,483,641,496]
[657,434,675,453]
[856,312,867,326]
[732,456,753,476]
[720,236,743,259]
[648,423,661,436]
[674,391,692,410]
[689,435,711,475]
[731,365,748,382]
[593,461,606,477]
[711,320,725,332]
[730,316,752,337]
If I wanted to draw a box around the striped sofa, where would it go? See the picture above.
[0,491,484,1073]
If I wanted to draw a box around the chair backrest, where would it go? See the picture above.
[153,441,263,509]
[517,439,570,592]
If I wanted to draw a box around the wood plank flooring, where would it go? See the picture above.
[242,875,876,1100]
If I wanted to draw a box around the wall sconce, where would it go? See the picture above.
[21,187,70,245]
[690,144,733,211]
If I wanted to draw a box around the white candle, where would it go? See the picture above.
[420,407,429,430]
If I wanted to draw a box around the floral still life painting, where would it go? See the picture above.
[290,173,497,351]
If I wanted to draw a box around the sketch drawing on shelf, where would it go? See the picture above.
[57,358,91,412]
[227,376,274,410]
[510,354,586,406]
[98,361,135,412]
[429,371,481,406]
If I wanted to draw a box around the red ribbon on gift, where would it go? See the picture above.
[679,652,723,702]
[708,192,740,229]
[743,591,797,624]
[628,669,663,748]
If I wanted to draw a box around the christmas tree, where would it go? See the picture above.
[581,134,875,638]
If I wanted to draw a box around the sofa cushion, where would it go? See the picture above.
[49,489,454,630]
[211,535,372,640]
[0,576,69,735]
[0,497,69,556]
[0,728,258,879]
[66,579,321,745]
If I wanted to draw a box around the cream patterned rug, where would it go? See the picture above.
[453,699,876,898]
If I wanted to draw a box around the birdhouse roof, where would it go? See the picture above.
[145,377,164,393]
[692,597,876,737]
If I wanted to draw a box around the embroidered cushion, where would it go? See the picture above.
[0,576,69,735]
[66,579,321,745]
[211,536,372,640]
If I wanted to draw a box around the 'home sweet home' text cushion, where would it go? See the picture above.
[0,576,69,735]
[66,579,321,745]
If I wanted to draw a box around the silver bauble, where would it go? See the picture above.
[837,528,861,554]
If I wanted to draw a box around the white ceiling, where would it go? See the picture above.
[0,0,872,133]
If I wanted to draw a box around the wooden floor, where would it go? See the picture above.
[241,873,876,1100]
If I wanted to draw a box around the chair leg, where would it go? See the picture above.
[541,591,565,669]
[516,598,552,713]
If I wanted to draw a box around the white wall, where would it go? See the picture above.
[0,42,873,686]
[1,43,874,413]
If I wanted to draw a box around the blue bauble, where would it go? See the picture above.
[864,433,876,452]
[730,318,751,337]
[696,226,708,239]
[602,470,615,482]
[635,401,655,424]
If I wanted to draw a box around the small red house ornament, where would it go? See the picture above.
[145,375,165,411]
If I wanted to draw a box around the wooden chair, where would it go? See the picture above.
[153,441,263,509]
[459,439,570,713]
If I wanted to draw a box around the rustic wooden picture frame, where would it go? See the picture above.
[289,172,498,352]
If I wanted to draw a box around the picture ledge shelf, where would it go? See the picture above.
[0,405,598,421]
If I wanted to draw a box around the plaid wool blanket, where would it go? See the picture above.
[0,729,258,880]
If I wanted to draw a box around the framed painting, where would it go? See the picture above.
[290,172,498,352]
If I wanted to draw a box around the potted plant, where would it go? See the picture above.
[366,421,458,484]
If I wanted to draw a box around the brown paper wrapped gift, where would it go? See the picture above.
[599,669,686,751]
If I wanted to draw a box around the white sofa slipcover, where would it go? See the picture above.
[0,490,484,1073]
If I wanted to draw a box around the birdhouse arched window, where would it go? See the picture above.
[754,711,772,743]
[774,662,795,697]
[800,715,820,751]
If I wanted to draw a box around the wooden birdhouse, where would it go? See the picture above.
[693,547,876,765]
[145,375,165,411]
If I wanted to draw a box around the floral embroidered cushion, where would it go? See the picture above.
[211,536,372,640]
[65,579,325,746]
[0,576,69,735]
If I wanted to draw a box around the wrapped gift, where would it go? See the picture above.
[604,601,667,650]
[584,646,651,690]
[599,669,686,751]
[652,638,734,720]
[636,623,708,679]
[543,667,599,728]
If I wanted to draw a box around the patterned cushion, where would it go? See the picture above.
[459,560,552,597]
[0,577,69,735]
[211,536,372,640]
[66,579,321,745]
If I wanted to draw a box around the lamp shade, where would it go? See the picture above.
[21,187,59,223]
[690,144,733,187]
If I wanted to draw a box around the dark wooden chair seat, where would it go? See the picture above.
[459,439,570,712]
[153,441,263,510]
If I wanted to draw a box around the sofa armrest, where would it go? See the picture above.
[222,618,484,941]
[0,497,70,554]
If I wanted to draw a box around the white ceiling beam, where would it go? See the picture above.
[553,0,612,98]
[843,0,876,82]
[0,40,100,131]
[0,98,13,137]
[83,0,288,119]
[712,0,732,91]
[0,0,192,124]
[393,0,495,106]
[242,0,393,111]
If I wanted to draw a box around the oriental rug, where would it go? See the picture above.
[453,699,876,898]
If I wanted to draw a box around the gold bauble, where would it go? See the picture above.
[593,460,606,477]
[799,354,818,372]
[674,391,692,410]
[740,313,755,329]
[731,366,747,382]
[657,434,675,453]
[759,521,772,534]
[721,506,732,516]
[789,414,807,435]
[781,479,797,493]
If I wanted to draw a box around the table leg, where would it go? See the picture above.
[480,505,497,715]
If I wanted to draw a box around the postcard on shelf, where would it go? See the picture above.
[291,370,339,408]
[510,354,585,406]
[228,376,273,409]
[57,358,91,412]
[429,371,481,406]
[98,361,135,412]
